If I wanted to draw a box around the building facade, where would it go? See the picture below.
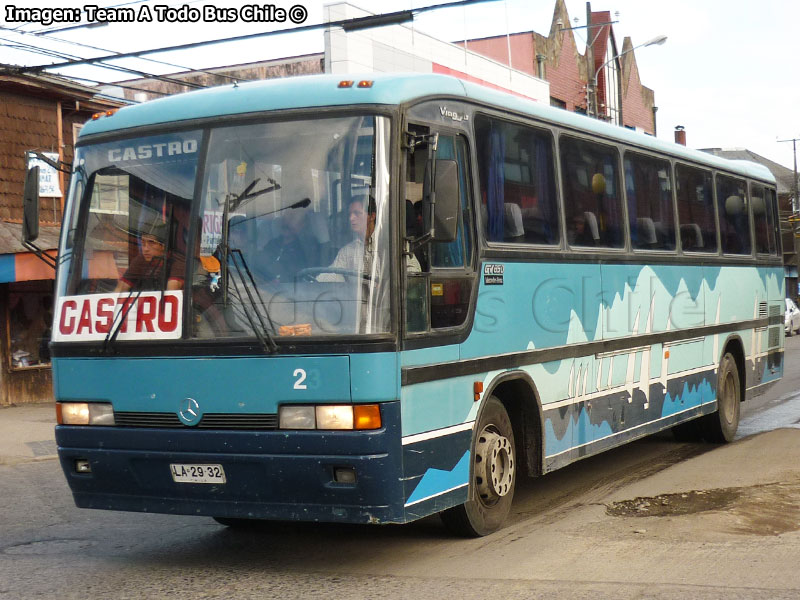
[460,0,657,133]
[0,71,124,406]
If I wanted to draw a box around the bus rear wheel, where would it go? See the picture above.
[441,396,516,537]
[701,352,741,443]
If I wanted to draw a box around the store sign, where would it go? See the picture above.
[52,291,183,342]
[26,152,62,197]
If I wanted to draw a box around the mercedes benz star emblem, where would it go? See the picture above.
[178,397,202,426]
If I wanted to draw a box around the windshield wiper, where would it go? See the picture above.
[225,246,279,353]
[214,179,282,353]
[102,255,165,353]
[226,177,282,213]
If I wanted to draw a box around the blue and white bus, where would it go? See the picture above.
[41,73,783,536]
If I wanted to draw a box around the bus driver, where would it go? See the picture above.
[115,221,184,292]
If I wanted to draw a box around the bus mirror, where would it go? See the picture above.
[431,159,459,242]
[22,166,41,243]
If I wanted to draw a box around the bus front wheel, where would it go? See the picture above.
[213,516,257,529]
[702,352,741,443]
[441,396,516,537]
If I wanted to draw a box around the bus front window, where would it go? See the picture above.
[192,115,392,340]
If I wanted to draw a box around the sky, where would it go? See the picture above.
[2,0,799,171]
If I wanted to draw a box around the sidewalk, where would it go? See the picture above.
[0,403,58,465]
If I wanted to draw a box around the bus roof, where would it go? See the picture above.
[81,72,774,184]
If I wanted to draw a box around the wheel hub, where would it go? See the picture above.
[474,428,515,503]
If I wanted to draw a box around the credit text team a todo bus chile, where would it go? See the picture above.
[29,73,783,537]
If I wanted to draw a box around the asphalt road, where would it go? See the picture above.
[2,338,800,599]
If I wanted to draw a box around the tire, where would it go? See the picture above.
[440,396,516,537]
[701,352,741,443]
[212,516,257,529]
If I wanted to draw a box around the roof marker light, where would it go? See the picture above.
[357,80,373,88]
[338,80,354,88]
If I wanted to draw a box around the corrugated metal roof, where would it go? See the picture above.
[0,221,60,255]
[701,148,796,195]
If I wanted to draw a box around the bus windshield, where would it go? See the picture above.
[55,115,392,345]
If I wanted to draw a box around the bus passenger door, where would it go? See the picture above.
[401,127,478,511]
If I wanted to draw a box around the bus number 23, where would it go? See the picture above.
[293,368,308,390]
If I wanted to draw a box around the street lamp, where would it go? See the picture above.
[589,34,667,120]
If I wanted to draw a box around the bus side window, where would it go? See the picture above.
[716,174,751,255]
[624,152,676,251]
[474,115,559,246]
[752,183,777,255]
[560,136,623,249]
[676,164,717,253]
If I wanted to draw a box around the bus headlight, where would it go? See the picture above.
[316,405,354,430]
[278,406,316,429]
[278,405,381,430]
[56,402,115,426]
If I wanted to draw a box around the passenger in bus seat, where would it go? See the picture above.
[320,196,420,282]
[253,207,320,283]
[115,221,184,292]
[568,211,600,246]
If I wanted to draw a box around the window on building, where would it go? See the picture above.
[550,98,567,109]
[6,282,53,370]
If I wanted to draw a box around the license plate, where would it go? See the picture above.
[170,463,226,484]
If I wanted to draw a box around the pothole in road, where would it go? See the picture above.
[606,480,800,536]
[607,488,740,518]
[3,539,95,555]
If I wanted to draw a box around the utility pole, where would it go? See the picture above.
[779,137,800,300]
[585,1,594,117]
[778,137,799,214]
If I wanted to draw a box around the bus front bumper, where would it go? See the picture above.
[55,402,405,525]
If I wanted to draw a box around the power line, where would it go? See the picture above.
[0,38,207,89]
[0,24,255,85]
[42,72,172,98]
[17,0,502,73]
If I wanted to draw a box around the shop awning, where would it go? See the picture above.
[0,222,59,283]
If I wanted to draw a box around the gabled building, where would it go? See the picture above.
[0,70,125,406]
[460,0,657,133]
